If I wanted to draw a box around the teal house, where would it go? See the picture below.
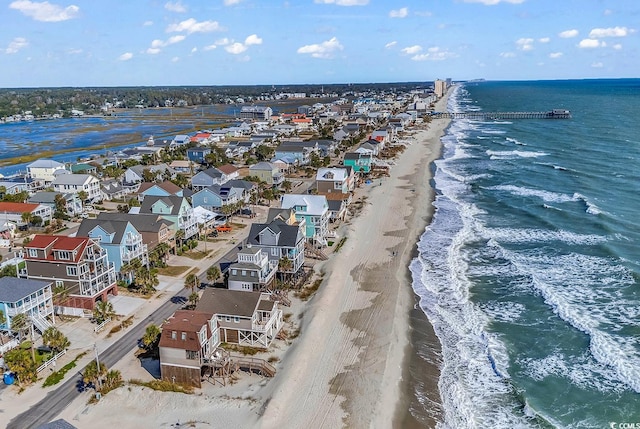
[343,152,372,173]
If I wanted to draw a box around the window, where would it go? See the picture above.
[234,317,239,323]
[231,269,237,275]
[28,249,38,258]
[250,271,255,277]
[181,332,187,341]
[186,350,198,360]
[66,266,78,276]
[56,280,64,288]
[58,251,71,260]
[241,270,247,276]
[271,248,278,256]
[171,331,177,340]
[225,316,231,322]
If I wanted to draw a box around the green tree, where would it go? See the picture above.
[42,326,70,353]
[184,273,198,293]
[21,212,33,226]
[282,180,293,193]
[102,369,123,393]
[0,264,17,278]
[188,291,200,308]
[278,256,294,285]
[83,359,107,389]
[142,324,161,350]
[206,265,221,285]
[77,190,88,203]
[4,347,37,384]
[11,313,29,341]
[93,301,115,325]
[0,310,6,345]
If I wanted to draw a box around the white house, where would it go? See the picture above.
[27,159,66,184]
[52,174,101,202]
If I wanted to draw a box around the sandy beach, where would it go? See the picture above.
[49,94,451,429]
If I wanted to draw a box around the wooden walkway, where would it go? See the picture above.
[430,110,571,119]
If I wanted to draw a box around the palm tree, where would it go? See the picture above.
[83,360,107,390]
[52,283,70,307]
[142,324,161,351]
[102,369,123,392]
[42,326,70,353]
[93,301,115,325]
[206,265,221,286]
[188,291,199,308]
[11,313,29,341]
[175,229,185,248]
[184,273,198,293]
[0,310,6,345]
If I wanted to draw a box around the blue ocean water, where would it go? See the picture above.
[410,79,640,428]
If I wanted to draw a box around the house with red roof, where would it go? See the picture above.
[0,201,52,226]
[21,235,117,312]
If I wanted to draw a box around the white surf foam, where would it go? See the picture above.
[489,185,575,203]
[486,149,549,159]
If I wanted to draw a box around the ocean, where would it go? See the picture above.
[409,79,640,428]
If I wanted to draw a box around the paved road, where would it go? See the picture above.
[8,241,244,429]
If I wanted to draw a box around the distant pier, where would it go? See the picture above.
[430,109,571,120]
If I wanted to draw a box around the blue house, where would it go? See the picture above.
[191,185,239,211]
[138,181,184,200]
[0,277,54,333]
[187,147,212,164]
[273,145,311,166]
[77,219,148,273]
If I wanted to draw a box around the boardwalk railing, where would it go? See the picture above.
[430,110,571,119]
[94,317,111,333]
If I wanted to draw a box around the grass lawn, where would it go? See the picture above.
[156,266,190,276]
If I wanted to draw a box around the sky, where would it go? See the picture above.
[1,0,638,87]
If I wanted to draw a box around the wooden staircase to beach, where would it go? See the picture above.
[231,356,276,378]
[305,242,329,260]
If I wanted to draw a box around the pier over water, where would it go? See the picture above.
[430,109,571,120]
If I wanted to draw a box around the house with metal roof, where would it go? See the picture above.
[227,246,278,292]
[0,277,54,334]
[280,194,330,245]
[27,159,66,184]
[51,173,101,202]
[246,216,306,275]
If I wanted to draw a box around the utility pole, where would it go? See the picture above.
[94,343,102,391]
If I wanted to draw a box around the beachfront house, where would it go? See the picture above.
[0,277,55,334]
[315,167,355,194]
[21,235,118,313]
[343,152,372,173]
[280,194,330,245]
[196,289,283,349]
[76,219,149,274]
[246,216,306,276]
[52,174,101,202]
[159,310,220,388]
[227,246,278,292]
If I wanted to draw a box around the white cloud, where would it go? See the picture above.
[164,1,186,13]
[410,46,456,61]
[166,18,223,34]
[297,37,344,59]
[516,37,534,51]
[203,44,216,51]
[244,34,263,46]
[401,45,422,55]
[499,51,516,58]
[66,48,82,54]
[146,48,161,55]
[462,0,524,4]
[591,62,603,68]
[589,26,632,38]
[9,0,79,22]
[314,0,369,5]
[224,0,242,4]
[225,42,247,54]
[389,7,408,18]
[603,9,613,16]
[143,20,153,26]
[558,29,579,38]
[149,34,187,52]
[215,37,230,46]
[549,52,563,59]
[538,37,550,43]
[612,43,622,50]
[191,47,197,53]
[5,37,28,54]
[171,56,180,62]
[578,39,606,48]
[385,41,397,49]
[118,52,133,61]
